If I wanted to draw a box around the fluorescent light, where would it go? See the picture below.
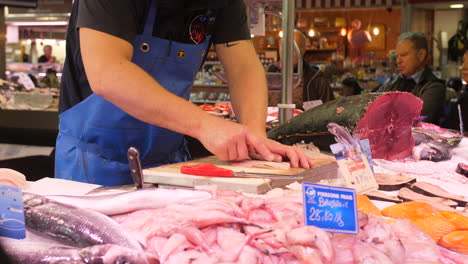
[7,21,68,26]
[450,4,464,8]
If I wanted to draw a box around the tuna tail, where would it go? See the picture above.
[326,122,361,152]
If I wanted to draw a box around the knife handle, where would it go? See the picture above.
[127,147,143,189]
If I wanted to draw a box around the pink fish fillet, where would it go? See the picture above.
[215,226,253,262]
[391,219,442,262]
[237,245,262,264]
[190,210,252,228]
[288,245,325,264]
[176,226,214,254]
[285,226,334,264]
[241,197,266,212]
[331,234,356,264]
[439,246,468,264]
[164,249,218,264]
[159,233,190,263]
[360,214,406,263]
[352,241,394,264]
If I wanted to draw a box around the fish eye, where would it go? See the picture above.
[115,256,131,264]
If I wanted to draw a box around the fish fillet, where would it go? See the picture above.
[439,230,468,255]
[438,211,468,230]
[407,215,457,242]
[381,201,441,219]
[357,194,382,217]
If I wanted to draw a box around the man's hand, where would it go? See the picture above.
[250,139,314,169]
[197,117,274,162]
[197,116,313,169]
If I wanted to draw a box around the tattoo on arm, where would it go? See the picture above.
[225,42,240,48]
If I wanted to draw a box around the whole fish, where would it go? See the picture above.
[46,188,212,215]
[1,241,158,264]
[412,141,452,162]
[23,192,143,250]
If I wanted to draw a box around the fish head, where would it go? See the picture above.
[22,192,47,210]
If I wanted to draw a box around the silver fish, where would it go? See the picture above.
[23,192,143,250]
[1,241,158,264]
[46,188,212,216]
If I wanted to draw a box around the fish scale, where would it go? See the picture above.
[23,192,143,251]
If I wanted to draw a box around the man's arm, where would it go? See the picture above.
[216,40,313,168]
[80,27,274,162]
[215,40,268,137]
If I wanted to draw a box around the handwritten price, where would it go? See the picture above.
[308,207,344,227]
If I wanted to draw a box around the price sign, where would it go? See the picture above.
[302,182,358,234]
[0,184,25,239]
[330,141,378,194]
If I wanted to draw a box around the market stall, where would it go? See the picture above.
[0,0,467,263]
[0,113,467,263]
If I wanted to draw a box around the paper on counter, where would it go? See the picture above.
[25,177,101,196]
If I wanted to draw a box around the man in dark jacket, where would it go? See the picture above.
[379,32,445,124]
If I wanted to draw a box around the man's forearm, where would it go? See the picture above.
[87,57,214,140]
[229,61,268,137]
[216,41,268,137]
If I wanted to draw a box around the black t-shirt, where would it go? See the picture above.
[59,0,251,113]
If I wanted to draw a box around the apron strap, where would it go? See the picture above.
[143,0,158,36]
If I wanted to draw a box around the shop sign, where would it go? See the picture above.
[0,184,25,239]
[302,182,358,234]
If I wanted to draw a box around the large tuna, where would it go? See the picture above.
[268,92,423,160]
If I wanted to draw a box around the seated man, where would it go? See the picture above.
[379,32,445,124]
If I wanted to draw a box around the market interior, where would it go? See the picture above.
[0,0,467,263]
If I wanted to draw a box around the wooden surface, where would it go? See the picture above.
[143,156,338,194]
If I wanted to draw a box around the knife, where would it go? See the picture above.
[127,147,144,189]
[180,163,303,180]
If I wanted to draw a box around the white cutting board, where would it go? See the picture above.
[143,156,338,193]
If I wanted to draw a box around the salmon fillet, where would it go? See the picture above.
[357,195,382,217]
[408,215,457,242]
[381,201,440,219]
[439,230,468,255]
[439,211,468,230]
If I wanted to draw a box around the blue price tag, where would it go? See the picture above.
[359,139,374,173]
[302,182,358,234]
[0,184,25,239]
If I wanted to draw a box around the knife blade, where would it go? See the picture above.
[180,163,303,180]
[232,171,304,180]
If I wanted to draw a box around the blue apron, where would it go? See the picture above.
[55,1,211,186]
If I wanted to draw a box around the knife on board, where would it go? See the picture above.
[180,163,304,180]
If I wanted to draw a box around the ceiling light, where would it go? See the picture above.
[340,28,347,36]
[450,4,463,8]
[373,27,380,36]
[308,29,315,37]
[279,30,283,38]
